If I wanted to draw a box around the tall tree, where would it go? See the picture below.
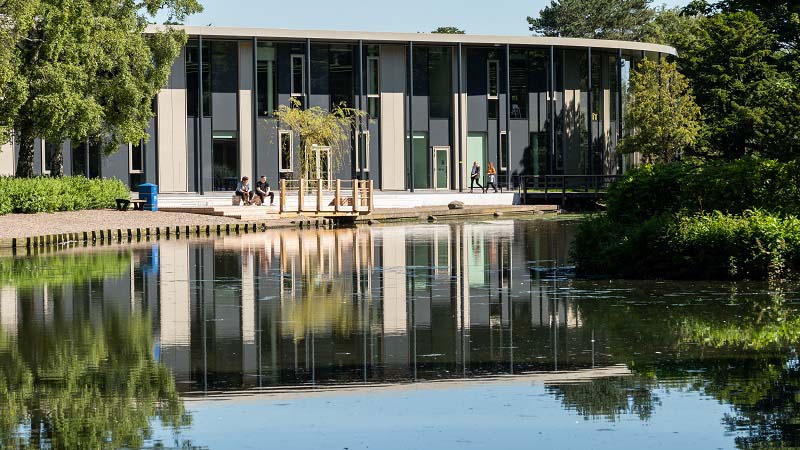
[679,11,781,158]
[5,0,202,178]
[619,59,701,163]
[713,0,800,51]
[0,0,35,145]
[527,0,655,40]
[431,26,465,34]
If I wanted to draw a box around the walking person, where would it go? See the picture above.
[484,162,498,193]
[469,161,484,193]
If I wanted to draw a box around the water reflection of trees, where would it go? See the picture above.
[0,313,189,449]
[555,283,800,448]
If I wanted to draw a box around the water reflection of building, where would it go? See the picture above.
[0,220,599,393]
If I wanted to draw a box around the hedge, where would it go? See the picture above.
[573,210,800,281]
[0,176,130,215]
[607,158,800,223]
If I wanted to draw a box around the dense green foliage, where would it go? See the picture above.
[0,251,131,288]
[575,159,800,280]
[574,210,800,280]
[0,176,130,215]
[619,59,701,163]
[2,0,202,177]
[527,0,655,40]
[606,159,800,223]
[431,26,465,34]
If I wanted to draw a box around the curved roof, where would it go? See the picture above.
[146,25,677,56]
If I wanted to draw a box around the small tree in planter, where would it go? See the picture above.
[273,99,367,186]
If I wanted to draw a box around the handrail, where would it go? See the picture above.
[279,178,374,216]
[516,174,623,203]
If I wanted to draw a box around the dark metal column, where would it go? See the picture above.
[505,44,511,190]
[587,47,593,176]
[549,45,555,176]
[252,37,258,182]
[358,40,364,179]
[408,41,414,192]
[306,39,312,109]
[617,48,623,151]
[457,42,463,192]
[198,35,204,194]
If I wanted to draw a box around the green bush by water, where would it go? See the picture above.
[607,159,800,223]
[574,211,800,280]
[0,176,130,214]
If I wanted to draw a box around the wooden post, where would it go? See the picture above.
[298,178,305,213]
[368,180,374,213]
[316,178,323,213]
[335,179,341,213]
[352,179,359,212]
[280,179,286,214]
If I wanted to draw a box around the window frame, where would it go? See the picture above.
[129,141,144,174]
[41,140,51,175]
[499,131,508,172]
[278,130,294,173]
[366,56,380,98]
[290,54,305,98]
[359,130,370,173]
[487,59,500,100]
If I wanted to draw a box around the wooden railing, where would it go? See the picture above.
[279,179,374,216]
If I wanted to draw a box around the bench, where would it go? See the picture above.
[116,199,146,211]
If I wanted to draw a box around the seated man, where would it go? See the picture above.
[236,176,255,205]
[255,175,275,206]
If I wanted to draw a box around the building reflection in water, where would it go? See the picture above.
[147,219,593,393]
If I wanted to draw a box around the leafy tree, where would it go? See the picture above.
[5,0,202,178]
[619,59,701,163]
[711,0,800,51]
[527,0,655,40]
[0,0,35,145]
[273,99,366,181]
[431,26,465,34]
[679,11,781,158]
[641,6,703,52]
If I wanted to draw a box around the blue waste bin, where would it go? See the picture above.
[138,183,158,211]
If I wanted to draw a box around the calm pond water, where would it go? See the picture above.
[0,218,798,449]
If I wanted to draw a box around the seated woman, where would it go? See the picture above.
[236,176,255,205]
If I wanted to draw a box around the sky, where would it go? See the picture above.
[163,0,691,36]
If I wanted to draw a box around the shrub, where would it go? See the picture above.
[574,210,800,281]
[607,159,800,223]
[0,176,130,215]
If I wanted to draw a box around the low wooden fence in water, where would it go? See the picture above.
[278,179,374,216]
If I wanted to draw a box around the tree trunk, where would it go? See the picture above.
[15,127,35,178]
[51,147,64,177]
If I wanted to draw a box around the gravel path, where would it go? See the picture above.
[0,210,252,239]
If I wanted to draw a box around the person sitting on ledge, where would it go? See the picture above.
[256,175,275,206]
[236,176,255,205]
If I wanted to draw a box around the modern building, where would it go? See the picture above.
[0,27,675,193]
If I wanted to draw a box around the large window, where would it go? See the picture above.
[366,46,380,118]
[42,140,58,175]
[487,59,499,99]
[279,130,293,173]
[329,45,354,110]
[428,47,451,119]
[509,50,528,119]
[129,140,145,189]
[412,132,430,190]
[291,54,305,98]
[212,137,238,191]
[500,131,508,172]
[257,42,277,117]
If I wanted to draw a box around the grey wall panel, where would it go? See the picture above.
[61,142,71,176]
[186,118,198,191]
[144,117,157,184]
[201,117,213,190]
[0,141,13,176]
[467,95,487,132]
[255,118,279,183]
[211,93,238,132]
[466,49,488,132]
[488,121,498,166]
[379,45,406,190]
[33,139,43,175]
[429,119,450,148]
[367,120,380,189]
[156,47,188,193]
[101,143,130,182]
[509,119,529,176]
[411,96,429,128]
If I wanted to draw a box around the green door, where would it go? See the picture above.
[467,133,487,187]
[433,147,449,190]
